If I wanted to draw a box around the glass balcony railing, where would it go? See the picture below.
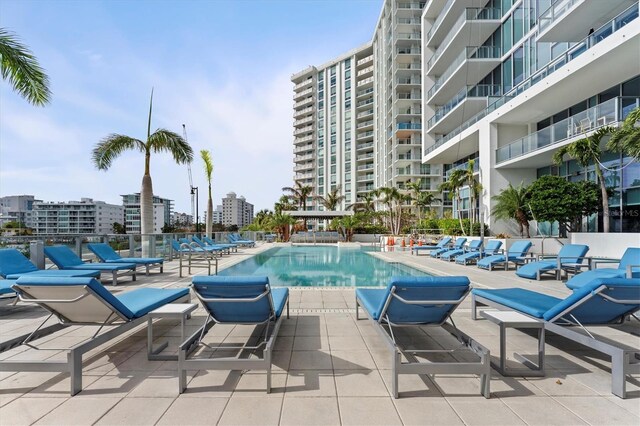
[427,84,501,128]
[423,4,638,157]
[428,5,501,43]
[427,46,501,100]
[538,0,580,33]
[397,122,422,130]
[495,97,637,164]
[446,159,479,178]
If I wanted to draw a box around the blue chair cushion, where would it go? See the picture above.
[44,246,136,271]
[0,249,38,277]
[6,269,101,279]
[192,276,288,322]
[105,258,163,265]
[14,276,188,319]
[618,248,640,271]
[65,263,137,271]
[556,244,589,264]
[472,288,561,318]
[507,241,532,256]
[477,254,506,269]
[515,261,557,279]
[565,269,627,290]
[441,249,464,260]
[357,276,470,323]
[0,280,16,296]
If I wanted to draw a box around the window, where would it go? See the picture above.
[345,70,351,79]
[502,16,512,52]
[513,47,524,85]
[330,95,336,105]
[330,86,336,95]
[331,165,336,174]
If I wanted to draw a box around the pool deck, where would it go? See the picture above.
[0,242,638,425]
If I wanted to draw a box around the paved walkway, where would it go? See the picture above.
[0,243,638,425]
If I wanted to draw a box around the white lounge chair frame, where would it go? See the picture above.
[174,242,218,277]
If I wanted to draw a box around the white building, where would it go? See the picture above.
[0,195,39,228]
[171,212,193,226]
[291,0,441,214]
[222,192,254,228]
[121,193,173,234]
[421,0,639,233]
[32,198,124,235]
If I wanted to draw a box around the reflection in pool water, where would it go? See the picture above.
[218,245,430,287]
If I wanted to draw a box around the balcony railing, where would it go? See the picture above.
[397,76,422,85]
[446,159,479,178]
[397,46,421,55]
[427,7,501,71]
[395,62,421,72]
[427,46,501,100]
[294,87,313,99]
[357,87,374,98]
[397,122,422,130]
[357,108,374,118]
[427,84,501,128]
[293,78,314,91]
[357,141,374,150]
[396,32,421,41]
[356,55,373,66]
[294,106,314,116]
[538,0,580,33]
[357,131,374,140]
[396,2,424,10]
[426,0,456,41]
[357,65,374,77]
[357,76,374,87]
[495,97,636,164]
[357,98,374,108]
[423,3,638,157]
[357,163,374,171]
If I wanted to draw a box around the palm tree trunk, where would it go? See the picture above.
[206,182,213,238]
[595,167,610,233]
[140,173,154,257]
[456,193,466,236]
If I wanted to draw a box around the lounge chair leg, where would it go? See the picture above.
[471,294,477,320]
[69,349,82,396]
[146,264,150,275]
[392,350,400,398]
[355,298,360,320]
[112,271,118,286]
[160,264,164,273]
[132,271,136,281]
[611,351,628,398]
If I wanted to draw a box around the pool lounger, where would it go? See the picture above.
[441,239,482,262]
[356,276,491,398]
[455,240,503,266]
[471,277,640,398]
[87,243,164,275]
[477,240,532,271]
[0,276,189,395]
[179,276,289,394]
[171,240,218,277]
[515,244,590,280]
[44,245,136,286]
[410,236,451,255]
[0,248,101,280]
[431,237,467,259]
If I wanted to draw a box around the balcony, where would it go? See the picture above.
[357,108,374,119]
[294,163,314,173]
[426,7,501,75]
[445,159,479,179]
[293,125,314,136]
[356,141,374,151]
[396,90,421,101]
[356,65,374,78]
[495,97,634,168]
[356,54,373,67]
[396,32,421,41]
[294,134,314,145]
[427,84,500,134]
[396,46,421,56]
[293,77,314,91]
[396,106,421,117]
[397,76,421,87]
[357,163,374,171]
[295,172,315,180]
[426,46,501,104]
[293,153,314,163]
[357,184,375,192]
[357,76,374,87]
[394,61,421,73]
[397,137,421,146]
[293,115,313,127]
[425,0,463,46]
[356,119,374,130]
[396,2,424,10]
[294,106,314,118]
[294,144,314,154]
[356,98,374,109]
[293,97,314,109]
[356,131,374,141]
[294,87,314,100]
[356,87,374,98]
[538,0,636,42]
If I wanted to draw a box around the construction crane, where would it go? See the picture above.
[183,124,199,233]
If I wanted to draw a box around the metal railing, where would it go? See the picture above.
[427,84,500,128]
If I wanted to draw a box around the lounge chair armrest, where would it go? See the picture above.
[627,264,640,278]
[592,257,621,269]
[17,291,91,304]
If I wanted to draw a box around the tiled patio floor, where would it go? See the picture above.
[0,243,638,425]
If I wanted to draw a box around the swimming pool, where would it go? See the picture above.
[218,245,430,287]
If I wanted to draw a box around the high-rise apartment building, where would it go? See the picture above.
[421,0,639,233]
[32,198,123,234]
[222,192,254,228]
[292,0,442,214]
[121,193,173,234]
[0,195,39,228]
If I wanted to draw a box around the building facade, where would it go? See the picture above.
[291,0,442,214]
[171,212,193,226]
[121,193,174,234]
[421,0,639,233]
[222,192,254,228]
[0,195,39,228]
[32,198,124,234]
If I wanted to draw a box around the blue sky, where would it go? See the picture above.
[0,0,382,214]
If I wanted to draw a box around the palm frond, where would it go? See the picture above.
[0,28,51,106]
[148,129,194,164]
[200,149,213,180]
[92,135,145,170]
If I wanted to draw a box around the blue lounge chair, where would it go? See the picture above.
[356,276,491,398]
[179,276,289,394]
[471,277,640,398]
[431,237,466,258]
[410,236,452,256]
[227,233,255,247]
[456,240,503,266]
[44,246,136,286]
[1,276,189,395]
[179,237,224,256]
[565,247,640,290]
[477,240,532,271]
[0,280,17,305]
[171,240,217,277]
[0,248,100,280]
[87,243,164,275]
[192,235,236,254]
[515,244,590,280]
[441,239,483,262]
[202,236,238,253]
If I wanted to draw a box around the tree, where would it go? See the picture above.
[201,149,214,238]
[527,176,585,237]
[438,169,466,235]
[314,185,346,211]
[282,180,313,227]
[269,213,295,242]
[274,195,295,215]
[607,107,640,160]
[348,191,376,214]
[377,187,407,235]
[0,28,51,106]
[333,214,363,242]
[112,222,126,234]
[93,90,193,255]
[553,127,612,232]
[464,160,482,225]
[491,182,531,237]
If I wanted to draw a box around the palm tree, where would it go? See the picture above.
[415,191,441,221]
[348,191,376,214]
[0,28,51,106]
[464,160,482,225]
[200,150,214,238]
[314,185,346,211]
[282,181,313,210]
[93,90,193,254]
[405,179,423,221]
[274,195,295,215]
[607,107,640,160]
[553,127,612,232]
[491,182,531,237]
[377,187,406,235]
[438,169,466,235]
[269,213,295,242]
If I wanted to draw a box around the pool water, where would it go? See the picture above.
[218,245,430,287]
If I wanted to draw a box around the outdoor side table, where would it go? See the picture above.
[147,303,197,361]
[480,310,545,377]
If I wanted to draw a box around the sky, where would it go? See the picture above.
[0,0,382,214]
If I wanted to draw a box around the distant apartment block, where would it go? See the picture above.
[32,198,123,234]
[171,212,193,226]
[0,195,40,228]
[292,0,441,213]
[121,193,173,234]
[222,192,254,228]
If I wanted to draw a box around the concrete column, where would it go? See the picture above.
[30,240,45,269]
